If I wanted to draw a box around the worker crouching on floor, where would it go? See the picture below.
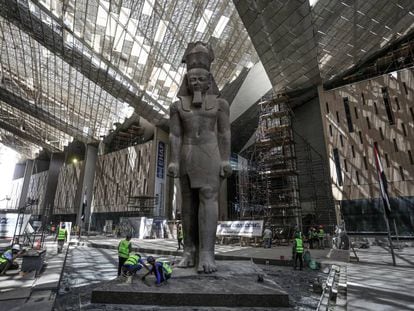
[0,245,25,275]
[121,253,149,276]
[292,233,304,270]
[141,256,172,286]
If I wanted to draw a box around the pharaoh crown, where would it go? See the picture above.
[182,41,214,71]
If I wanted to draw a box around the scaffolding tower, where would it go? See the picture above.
[238,96,301,228]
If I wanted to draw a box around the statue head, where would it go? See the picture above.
[178,41,220,102]
[187,68,211,95]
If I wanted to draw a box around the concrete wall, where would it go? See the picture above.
[318,68,414,233]
[292,96,335,229]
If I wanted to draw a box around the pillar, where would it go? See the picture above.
[18,160,33,209]
[76,144,98,232]
[42,152,65,217]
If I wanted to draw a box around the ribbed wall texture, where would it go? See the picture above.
[7,178,23,209]
[27,171,48,215]
[92,141,153,213]
[53,162,82,215]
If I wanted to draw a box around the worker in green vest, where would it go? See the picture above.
[0,245,24,275]
[177,224,184,250]
[292,233,304,270]
[142,256,172,286]
[55,223,68,253]
[118,234,132,276]
[122,253,149,276]
[318,225,325,249]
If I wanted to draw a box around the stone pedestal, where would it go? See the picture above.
[91,261,289,307]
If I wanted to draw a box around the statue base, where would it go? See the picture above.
[91,260,289,307]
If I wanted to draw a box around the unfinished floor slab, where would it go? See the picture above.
[91,261,289,308]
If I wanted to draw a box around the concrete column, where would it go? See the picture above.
[76,144,98,232]
[42,153,65,217]
[18,160,34,209]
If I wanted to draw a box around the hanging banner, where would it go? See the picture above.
[0,213,31,238]
[216,220,264,237]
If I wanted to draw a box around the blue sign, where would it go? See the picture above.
[156,141,165,179]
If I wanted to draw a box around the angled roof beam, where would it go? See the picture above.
[0,119,60,152]
[0,85,93,143]
[324,29,414,90]
[0,0,167,126]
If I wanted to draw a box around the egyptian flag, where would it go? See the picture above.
[373,144,391,218]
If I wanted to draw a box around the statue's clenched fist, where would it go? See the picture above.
[168,162,179,178]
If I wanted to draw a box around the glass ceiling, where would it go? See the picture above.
[0,0,259,156]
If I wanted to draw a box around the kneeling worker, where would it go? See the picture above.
[0,245,24,275]
[141,256,172,286]
[122,253,148,276]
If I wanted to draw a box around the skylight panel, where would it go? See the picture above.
[154,20,168,42]
[106,13,118,37]
[92,35,101,53]
[196,9,213,33]
[309,0,320,7]
[212,16,229,38]
[142,0,155,16]
[126,18,138,41]
[131,37,149,64]
[119,7,131,25]
[97,1,109,27]
[138,45,150,65]
[114,25,125,52]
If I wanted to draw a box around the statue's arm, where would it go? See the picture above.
[217,98,232,177]
[168,102,181,177]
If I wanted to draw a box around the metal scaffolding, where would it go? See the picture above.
[237,96,301,228]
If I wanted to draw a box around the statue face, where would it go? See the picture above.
[187,68,210,94]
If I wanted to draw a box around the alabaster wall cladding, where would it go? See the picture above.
[7,178,24,209]
[92,141,153,213]
[54,162,82,215]
[319,68,414,201]
[26,171,49,215]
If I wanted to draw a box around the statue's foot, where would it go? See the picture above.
[197,251,217,274]
[178,250,195,268]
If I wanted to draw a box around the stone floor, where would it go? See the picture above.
[55,245,325,310]
[0,238,68,311]
[3,235,414,310]
[346,246,414,311]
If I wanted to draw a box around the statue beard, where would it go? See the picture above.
[192,90,203,107]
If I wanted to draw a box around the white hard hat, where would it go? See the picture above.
[12,244,21,251]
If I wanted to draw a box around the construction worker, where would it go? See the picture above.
[55,222,68,253]
[177,224,184,250]
[262,227,272,248]
[308,227,317,249]
[318,225,325,249]
[122,253,149,276]
[292,233,304,270]
[118,234,132,276]
[142,256,172,286]
[0,245,24,275]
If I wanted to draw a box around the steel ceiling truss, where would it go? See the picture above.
[0,0,258,157]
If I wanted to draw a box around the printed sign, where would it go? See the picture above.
[216,220,264,237]
[156,141,165,179]
[0,213,31,238]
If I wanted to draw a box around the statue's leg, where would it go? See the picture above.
[197,185,218,273]
[178,176,198,268]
